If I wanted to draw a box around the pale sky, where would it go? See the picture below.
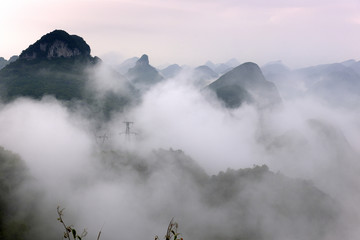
[1,0,360,68]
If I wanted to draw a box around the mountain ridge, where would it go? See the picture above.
[126,54,164,91]
[209,62,282,109]
[19,29,91,60]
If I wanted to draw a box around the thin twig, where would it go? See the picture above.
[57,206,71,240]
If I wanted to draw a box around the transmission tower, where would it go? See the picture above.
[95,132,109,144]
[120,121,137,141]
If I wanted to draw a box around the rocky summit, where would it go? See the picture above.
[0,30,97,101]
[19,29,91,60]
[126,54,164,91]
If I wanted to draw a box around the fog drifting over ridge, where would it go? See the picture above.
[0,63,359,239]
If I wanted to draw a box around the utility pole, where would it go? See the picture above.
[120,121,137,141]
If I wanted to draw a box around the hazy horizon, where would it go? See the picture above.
[1,0,360,68]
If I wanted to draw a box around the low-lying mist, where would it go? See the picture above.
[0,66,359,240]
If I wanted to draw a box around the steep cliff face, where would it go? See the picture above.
[19,30,91,60]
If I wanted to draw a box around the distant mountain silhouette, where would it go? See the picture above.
[126,54,164,91]
[225,58,240,68]
[209,62,282,109]
[214,63,232,75]
[347,60,360,77]
[264,60,360,107]
[261,61,290,78]
[195,65,218,78]
[261,61,297,99]
[192,65,219,87]
[0,58,7,70]
[299,63,360,106]
[205,58,239,74]
[117,57,139,74]
[341,59,356,67]
[8,56,18,62]
[160,64,182,79]
[0,56,18,70]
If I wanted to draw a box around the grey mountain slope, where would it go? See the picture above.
[308,65,360,106]
[264,60,360,106]
[341,59,356,67]
[0,56,19,70]
[209,62,282,109]
[205,61,216,71]
[214,63,233,75]
[296,63,360,105]
[117,57,139,74]
[0,57,7,70]
[346,60,360,77]
[205,59,239,75]
[8,56,18,63]
[192,65,219,87]
[160,64,182,79]
[225,58,240,67]
[262,61,290,77]
[261,61,295,99]
[195,65,218,78]
[126,54,164,91]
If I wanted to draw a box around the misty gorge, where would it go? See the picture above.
[0,29,360,240]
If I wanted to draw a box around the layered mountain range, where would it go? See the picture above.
[262,60,360,107]
[1,29,359,110]
[0,29,284,111]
